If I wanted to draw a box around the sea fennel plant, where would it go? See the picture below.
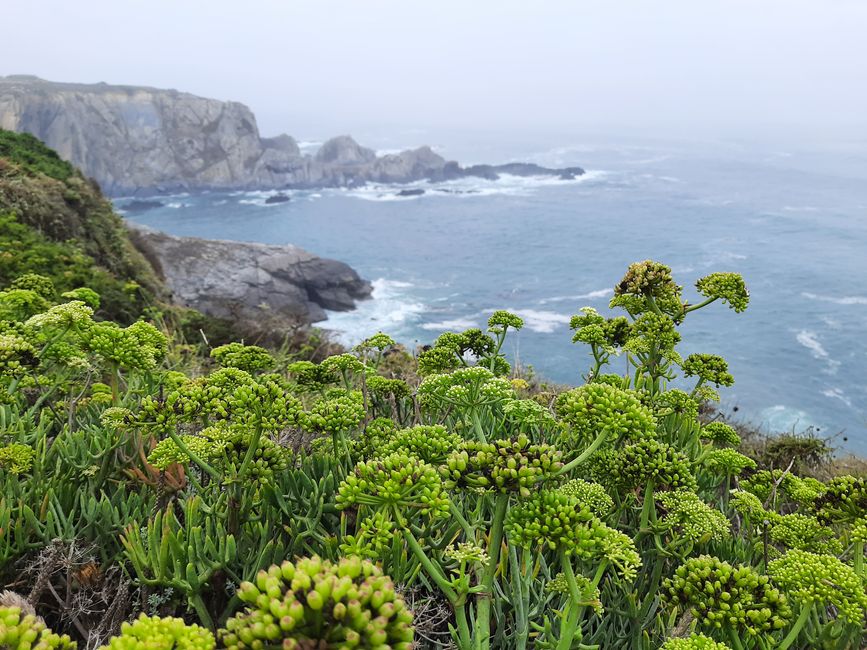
[1,263,865,650]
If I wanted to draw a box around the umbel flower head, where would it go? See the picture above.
[378,424,462,465]
[0,606,75,650]
[814,475,867,525]
[337,452,450,519]
[615,260,682,302]
[700,448,756,478]
[441,435,563,497]
[506,490,641,579]
[545,572,603,614]
[210,342,274,373]
[664,555,791,637]
[700,422,741,448]
[611,439,697,492]
[418,366,514,410]
[558,478,614,518]
[0,443,36,475]
[307,392,365,434]
[10,273,55,299]
[99,614,214,650]
[768,550,867,624]
[695,273,749,313]
[488,309,524,332]
[570,307,631,350]
[0,333,37,375]
[222,556,413,650]
[659,634,732,650]
[555,383,656,445]
[681,354,734,387]
[502,398,558,433]
[656,490,730,545]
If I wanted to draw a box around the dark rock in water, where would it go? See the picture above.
[265,193,291,204]
[396,188,425,197]
[127,223,372,327]
[121,199,164,212]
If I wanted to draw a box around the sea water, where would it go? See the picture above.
[120,134,867,451]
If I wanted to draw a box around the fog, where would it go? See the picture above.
[3,0,866,143]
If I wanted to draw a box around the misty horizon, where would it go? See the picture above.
[3,0,866,146]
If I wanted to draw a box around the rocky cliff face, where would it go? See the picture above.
[128,224,372,327]
[0,75,583,195]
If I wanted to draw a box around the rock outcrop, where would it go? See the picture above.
[0,75,584,195]
[127,224,372,327]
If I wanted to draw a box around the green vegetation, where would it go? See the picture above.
[1,260,865,650]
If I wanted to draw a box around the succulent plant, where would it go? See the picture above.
[695,273,749,313]
[664,555,791,637]
[99,614,214,650]
[656,490,730,545]
[659,634,732,650]
[0,606,75,650]
[210,343,274,373]
[555,383,656,445]
[221,556,413,650]
[441,435,563,496]
[558,478,614,518]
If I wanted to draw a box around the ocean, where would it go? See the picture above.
[119,133,867,452]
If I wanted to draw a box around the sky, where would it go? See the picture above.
[3,1,867,144]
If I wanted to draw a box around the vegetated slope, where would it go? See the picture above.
[0,129,164,323]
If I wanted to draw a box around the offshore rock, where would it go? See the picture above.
[127,224,372,327]
[0,75,585,195]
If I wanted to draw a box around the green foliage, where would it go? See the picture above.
[1,260,864,650]
[0,130,75,180]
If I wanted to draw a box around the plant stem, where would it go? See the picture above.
[558,428,610,476]
[777,604,812,650]
[474,493,509,650]
[165,428,219,480]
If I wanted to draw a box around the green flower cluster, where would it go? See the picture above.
[210,343,274,373]
[366,375,411,399]
[0,443,36,474]
[337,453,450,519]
[445,541,491,566]
[307,393,366,434]
[664,555,791,636]
[659,634,732,650]
[740,470,823,508]
[701,448,756,477]
[555,383,656,444]
[418,367,514,409]
[378,425,462,465]
[10,273,55,299]
[545,572,603,613]
[767,513,842,555]
[488,310,524,332]
[0,606,75,650]
[615,260,681,302]
[441,435,563,496]
[814,475,867,525]
[610,439,697,491]
[570,307,631,349]
[653,389,699,421]
[506,490,641,578]
[768,550,867,623]
[0,333,37,375]
[656,490,730,545]
[99,614,214,650]
[286,360,337,390]
[356,332,396,351]
[700,422,741,448]
[0,289,50,321]
[502,398,557,431]
[695,273,749,313]
[86,320,167,371]
[339,511,396,559]
[60,287,100,309]
[353,418,398,461]
[681,354,734,387]
[625,313,682,356]
[558,478,614,517]
[223,557,413,650]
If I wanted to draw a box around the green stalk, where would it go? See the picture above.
[474,492,509,650]
[558,428,611,476]
[777,604,812,650]
[165,428,219,481]
[471,410,488,444]
[402,529,459,604]
[556,552,584,650]
[854,540,864,578]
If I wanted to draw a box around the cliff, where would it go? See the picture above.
[128,225,372,327]
[0,128,372,334]
[0,75,584,195]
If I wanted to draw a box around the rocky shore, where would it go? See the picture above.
[127,224,372,328]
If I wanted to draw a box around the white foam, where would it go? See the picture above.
[324,278,425,345]
[796,330,840,373]
[504,309,571,334]
[538,288,612,305]
[822,387,852,407]
[420,318,480,332]
[802,292,867,306]
[759,405,816,433]
[166,202,187,209]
